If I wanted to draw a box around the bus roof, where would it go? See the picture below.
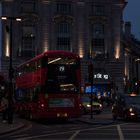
[16,50,80,68]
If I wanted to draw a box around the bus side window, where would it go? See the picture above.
[42,57,47,68]
[16,89,26,102]
[32,87,39,101]
[30,62,35,72]
[37,60,41,69]
[35,61,37,70]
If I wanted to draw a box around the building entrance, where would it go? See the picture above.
[84,84,112,106]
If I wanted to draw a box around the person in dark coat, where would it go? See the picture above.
[0,95,8,123]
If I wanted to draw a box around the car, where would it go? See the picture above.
[112,94,140,121]
[80,95,102,115]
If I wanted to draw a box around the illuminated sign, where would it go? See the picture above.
[59,66,65,72]
[94,73,109,80]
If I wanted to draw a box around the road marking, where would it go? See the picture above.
[117,125,124,140]
[69,127,83,130]
[68,130,80,140]
[42,130,59,133]
[10,134,29,138]
[15,130,75,140]
[14,124,118,140]
[14,123,128,140]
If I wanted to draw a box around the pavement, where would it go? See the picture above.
[0,107,113,135]
[0,113,26,136]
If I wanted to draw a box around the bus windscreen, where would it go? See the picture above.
[45,57,79,93]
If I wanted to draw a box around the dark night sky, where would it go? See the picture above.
[124,0,140,39]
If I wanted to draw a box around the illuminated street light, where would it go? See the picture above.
[1,16,7,20]
[135,58,140,62]
[1,16,21,20]
[1,16,21,124]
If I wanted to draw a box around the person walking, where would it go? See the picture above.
[0,95,8,123]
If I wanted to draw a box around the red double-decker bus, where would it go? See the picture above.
[15,50,81,120]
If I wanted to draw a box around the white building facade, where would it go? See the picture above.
[1,0,127,97]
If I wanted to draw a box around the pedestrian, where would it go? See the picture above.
[0,95,8,123]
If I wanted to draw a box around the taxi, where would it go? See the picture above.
[81,95,102,114]
[112,94,140,121]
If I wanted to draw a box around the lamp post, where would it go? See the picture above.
[1,16,21,124]
[135,58,140,94]
[88,62,94,119]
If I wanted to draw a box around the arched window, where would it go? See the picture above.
[92,23,104,39]
[89,23,105,59]
[56,22,71,51]
[57,22,71,34]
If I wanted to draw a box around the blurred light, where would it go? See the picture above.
[129,107,133,112]
[40,103,44,107]
[135,58,140,62]
[99,104,102,108]
[5,32,10,57]
[79,54,83,58]
[16,18,22,22]
[1,17,7,20]
[64,113,68,117]
[115,47,120,59]
[48,58,61,64]
[86,104,91,107]
[135,82,137,86]
[57,113,60,117]
[78,34,84,58]
[1,16,22,22]
[130,92,137,96]
[130,113,135,116]
[1,86,5,90]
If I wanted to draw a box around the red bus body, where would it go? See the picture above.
[15,50,81,119]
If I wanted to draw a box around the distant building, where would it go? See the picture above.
[123,21,140,94]
[1,0,135,97]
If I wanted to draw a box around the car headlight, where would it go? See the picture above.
[112,106,114,110]
[99,104,102,108]
[86,104,91,107]
[129,107,133,112]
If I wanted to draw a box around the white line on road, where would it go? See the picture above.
[10,134,29,138]
[15,130,75,140]
[117,125,124,140]
[68,130,80,140]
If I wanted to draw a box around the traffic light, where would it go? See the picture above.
[88,63,93,83]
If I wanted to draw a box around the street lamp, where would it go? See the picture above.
[88,62,94,119]
[1,16,21,124]
[135,58,140,94]
[1,16,21,78]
